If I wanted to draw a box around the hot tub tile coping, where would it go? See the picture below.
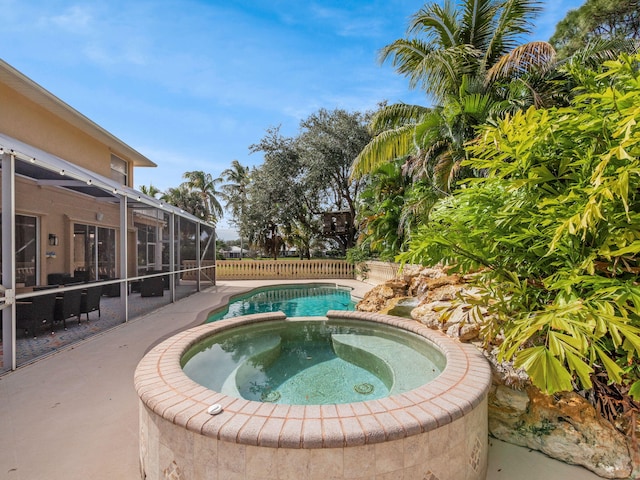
[134,311,492,448]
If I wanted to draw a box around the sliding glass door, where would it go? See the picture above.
[73,224,116,280]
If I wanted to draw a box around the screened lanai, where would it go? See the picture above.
[0,134,216,372]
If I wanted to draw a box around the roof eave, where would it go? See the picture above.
[0,58,156,168]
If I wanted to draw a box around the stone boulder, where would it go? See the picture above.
[356,264,639,479]
[489,384,633,479]
[356,280,409,312]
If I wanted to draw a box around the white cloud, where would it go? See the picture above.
[48,5,93,32]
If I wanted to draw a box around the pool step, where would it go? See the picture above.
[331,334,442,395]
[220,334,282,398]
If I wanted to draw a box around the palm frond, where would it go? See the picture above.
[461,0,496,49]
[408,1,459,48]
[351,124,416,179]
[487,41,556,84]
[562,37,639,70]
[485,0,543,67]
[421,44,483,101]
[379,38,436,92]
[434,151,460,193]
[369,103,431,134]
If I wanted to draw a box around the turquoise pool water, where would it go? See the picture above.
[182,319,445,405]
[207,284,356,321]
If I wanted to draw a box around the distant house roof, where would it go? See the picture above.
[0,59,156,168]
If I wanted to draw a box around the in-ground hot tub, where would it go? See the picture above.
[135,311,492,479]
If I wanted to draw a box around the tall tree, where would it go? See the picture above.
[297,108,372,253]
[352,0,551,189]
[220,160,251,258]
[379,0,545,104]
[139,184,161,198]
[247,127,305,259]
[160,184,207,220]
[550,0,640,59]
[353,0,632,197]
[182,170,223,223]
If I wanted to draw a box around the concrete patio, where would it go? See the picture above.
[0,280,603,479]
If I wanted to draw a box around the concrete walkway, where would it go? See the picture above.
[0,280,603,479]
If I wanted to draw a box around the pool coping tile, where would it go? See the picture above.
[134,310,492,449]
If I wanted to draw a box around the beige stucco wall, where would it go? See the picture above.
[0,82,131,183]
[6,175,137,284]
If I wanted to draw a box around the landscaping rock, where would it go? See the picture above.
[356,263,639,479]
[489,386,633,479]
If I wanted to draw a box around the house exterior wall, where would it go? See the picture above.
[0,82,131,184]
[7,175,126,284]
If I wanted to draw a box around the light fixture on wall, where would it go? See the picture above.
[96,212,104,221]
[48,234,59,246]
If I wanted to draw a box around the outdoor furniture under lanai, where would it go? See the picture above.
[80,284,102,320]
[16,293,57,338]
[54,288,83,329]
[140,276,164,297]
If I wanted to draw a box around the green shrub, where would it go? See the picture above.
[399,54,640,398]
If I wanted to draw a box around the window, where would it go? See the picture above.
[136,222,157,275]
[110,154,128,186]
[0,214,38,286]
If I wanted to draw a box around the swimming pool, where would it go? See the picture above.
[206,283,356,321]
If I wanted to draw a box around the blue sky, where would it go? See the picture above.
[3,0,583,238]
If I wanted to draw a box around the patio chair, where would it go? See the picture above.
[140,276,164,297]
[48,272,73,285]
[54,288,83,329]
[73,269,90,283]
[147,270,169,289]
[80,284,102,320]
[16,293,57,338]
[100,278,122,297]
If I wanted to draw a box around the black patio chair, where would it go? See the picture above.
[73,269,90,283]
[80,284,102,321]
[54,288,83,329]
[48,273,72,285]
[16,293,57,338]
[140,276,164,297]
[101,278,122,297]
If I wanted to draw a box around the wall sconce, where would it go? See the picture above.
[48,234,59,246]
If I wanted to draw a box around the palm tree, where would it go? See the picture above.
[356,160,408,259]
[380,0,545,103]
[182,171,223,223]
[220,160,251,258]
[353,80,505,192]
[160,185,207,220]
[352,0,549,187]
[139,184,161,198]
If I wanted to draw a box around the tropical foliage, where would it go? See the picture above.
[244,109,371,258]
[550,0,640,59]
[398,54,640,401]
[351,0,550,189]
[182,170,223,222]
[356,159,437,260]
[220,160,251,255]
